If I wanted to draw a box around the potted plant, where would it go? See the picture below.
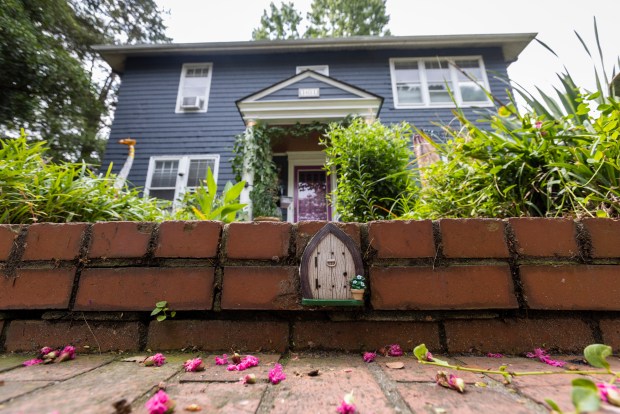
[350,274,366,301]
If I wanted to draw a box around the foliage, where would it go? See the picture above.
[0,134,165,224]
[232,122,327,218]
[252,0,390,40]
[151,301,176,322]
[350,275,366,290]
[0,0,170,164]
[252,2,303,40]
[175,167,246,223]
[321,118,416,222]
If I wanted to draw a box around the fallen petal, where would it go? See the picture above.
[385,362,405,369]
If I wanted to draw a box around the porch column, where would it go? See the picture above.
[240,120,256,220]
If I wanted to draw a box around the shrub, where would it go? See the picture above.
[0,133,165,223]
[321,118,416,222]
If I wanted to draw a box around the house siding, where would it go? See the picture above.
[102,46,510,190]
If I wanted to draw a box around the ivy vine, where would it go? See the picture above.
[232,122,329,218]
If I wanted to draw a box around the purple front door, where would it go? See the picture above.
[294,166,331,221]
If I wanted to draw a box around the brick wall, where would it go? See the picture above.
[1,218,619,354]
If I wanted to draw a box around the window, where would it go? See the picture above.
[390,57,491,108]
[145,155,220,203]
[176,63,213,113]
[296,65,329,76]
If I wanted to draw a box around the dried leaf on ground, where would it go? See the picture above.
[385,362,405,369]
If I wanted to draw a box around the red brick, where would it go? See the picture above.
[520,265,620,310]
[600,319,620,351]
[146,320,289,352]
[509,218,578,257]
[22,223,87,261]
[368,220,435,258]
[88,222,153,259]
[155,220,222,258]
[370,265,518,310]
[0,224,21,261]
[581,218,620,258]
[445,318,594,353]
[4,320,141,351]
[440,218,509,258]
[225,222,291,260]
[292,321,440,351]
[221,266,300,310]
[296,221,361,257]
[74,267,214,311]
[0,268,75,310]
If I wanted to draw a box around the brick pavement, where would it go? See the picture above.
[1,352,620,413]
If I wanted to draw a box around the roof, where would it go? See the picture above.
[94,33,537,73]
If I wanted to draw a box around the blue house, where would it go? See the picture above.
[96,33,535,221]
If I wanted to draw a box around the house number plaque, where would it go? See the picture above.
[300,223,364,306]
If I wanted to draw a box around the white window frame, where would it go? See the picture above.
[389,56,492,109]
[175,63,213,113]
[296,65,329,76]
[144,154,220,205]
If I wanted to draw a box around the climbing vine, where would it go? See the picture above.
[232,122,328,218]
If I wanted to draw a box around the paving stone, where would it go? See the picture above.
[267,355,393,414]
[133,382,267,414]
[514,384,574,413]
[0,357,184,414]
[179,354,281,383]
[0,380,51,403]
[376,356,485,384]
[398,382,545,414]
[0,355,114,381]
[0,355,25,373]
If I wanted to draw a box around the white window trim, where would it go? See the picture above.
[389,56,493,109]
[175,63,213,113]
[144,154,220,206]
[296,65,329,76]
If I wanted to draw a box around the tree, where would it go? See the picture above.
[252,2,303,40]
[0,0,170,164]
[252,0,391,41]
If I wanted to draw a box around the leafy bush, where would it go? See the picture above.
[321,118,416,222]
[407,80,620,219]
[0,133,165,223]
[175,167,246,223]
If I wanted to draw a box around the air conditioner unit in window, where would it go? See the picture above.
[181,96,203,109]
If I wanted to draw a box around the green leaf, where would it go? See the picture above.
[545,398,564,413]
[156,315,166,322]
[170,311,176,318]
[150,307,162,316]
[584,344,612,370]
[155,301,168,308]
[413,344,428,361]
[571,378,601,413]
[596,210,608,218]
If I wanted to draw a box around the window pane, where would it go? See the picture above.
[181,66,210,108]
[396,84,423,104]
[460,82,487,102]
[425,60,451,82]
[187,159,216,187]
[428,83,452,103]
[149,189,176,201]
[151,160,178,187]
[394,61,420,83]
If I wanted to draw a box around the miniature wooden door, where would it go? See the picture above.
[300,223,364,301]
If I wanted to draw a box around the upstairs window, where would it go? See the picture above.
[176,63,213,113]
[390,57,491,108]
[296,65,329,76]
[145,155,220,203]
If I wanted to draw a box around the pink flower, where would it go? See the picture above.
[40,346,53,356]
[183,358,205,372]
[535,121,542,129]
[227,355,260,371]
[526,348,565,368]
[597,382,620,406]
[241,373,257,384]
[145,353,166,367]
[425,351,434,362]
[215,354,228,365]
[487,353,504,358]
[23,358,44,366]
[145,390,175,414]
[55,345,76,363]
[363,352,376,363]
[388,344,403,357]
[336,401,356,414]
[268,363,286,385]
[436,371,465,393]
